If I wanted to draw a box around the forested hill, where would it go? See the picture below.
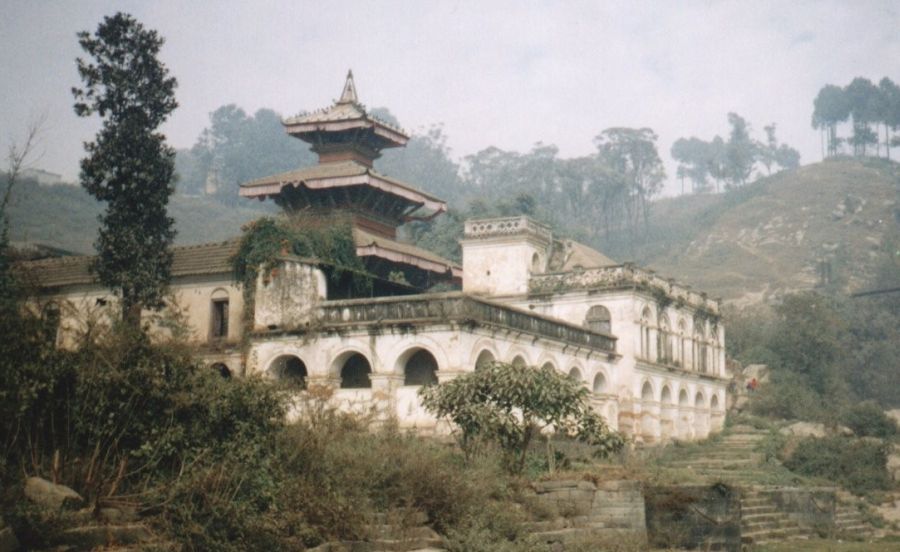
[6,179,272,255]
[7,158,899,306]
[632,158,900,304]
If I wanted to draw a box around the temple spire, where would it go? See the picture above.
[337,69,358,104]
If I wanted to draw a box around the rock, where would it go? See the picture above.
[888,450,900,482]
[837,425,855,437]
[61,523,152,548]
[885,409,900,426]
[0,526,19,552]
[742,364,770,384]
[24,477,83,510]
[779,421,826,438]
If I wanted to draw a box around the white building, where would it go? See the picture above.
[21,73,727,444]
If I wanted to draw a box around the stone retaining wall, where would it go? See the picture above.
[523,479,647,547]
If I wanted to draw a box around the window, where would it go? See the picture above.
[403,349,439,386]
[585,305,612,334]
[640,307,653,360]
[657,315,672,364]
[211,298,229,339]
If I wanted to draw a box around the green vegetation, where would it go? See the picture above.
[420,361,624,473]
[782,436,892,496]
[813,77,900,158]
[671,112,800,193]
[73,12,179,326]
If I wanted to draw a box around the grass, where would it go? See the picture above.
[753,535,900,551]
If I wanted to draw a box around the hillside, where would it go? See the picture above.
[7,159,899,305]
[632,158,900,304]
[6,180,272,254]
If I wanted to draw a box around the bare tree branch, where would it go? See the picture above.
[2,113,47,237]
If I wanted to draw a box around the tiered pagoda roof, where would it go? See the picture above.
[239,71,460,288]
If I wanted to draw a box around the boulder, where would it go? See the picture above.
[24,477,83,510]
[779,421,826,438]
[886,409,900,426]
[887,446,900,482]
[742,364,770,384]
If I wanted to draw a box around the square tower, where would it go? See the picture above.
[461,216,552,296]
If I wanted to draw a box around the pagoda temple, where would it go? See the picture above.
[240,71,461,290]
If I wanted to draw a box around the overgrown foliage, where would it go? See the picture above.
[72,12,178,327]
[420,361,624,473]
[782,436,892,495]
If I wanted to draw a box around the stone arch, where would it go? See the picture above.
[268,354,308,389]
[640,305,654,360]
[661,385,673,404]
[592,372,608,394]
[710,394,719,410]
[333,351,372,389]
[511,354,528,368]
[677,318,688,367]
[659,384,675,443]
[678,388,689,406]
[677,388,692,440]
[567,366,584,383]
[399,347,439,386]
[694,390,709,439]
[641,380,655,401]
[584,305,612,334]
[474,349,496,371]
[640,379,659,443]
[531,252,542,274]
[658,314,672,364]
[210,362,232,379]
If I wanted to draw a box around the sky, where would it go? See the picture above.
[2,0,899,196]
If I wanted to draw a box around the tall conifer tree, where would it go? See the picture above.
[73,13,178,327]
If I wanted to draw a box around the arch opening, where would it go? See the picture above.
[585,305,612,334]
[211,362,231,379]
[270,355,308,389]
[340,353,372,389]
[641,381,654,401]
[475,349,495,371]
[568,367,583,382]
[593,373,607,394]
[511,355,527,368]
[403,349,439,386]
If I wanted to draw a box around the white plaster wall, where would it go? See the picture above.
[462,238,547,296]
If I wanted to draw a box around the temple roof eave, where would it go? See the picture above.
[239,161,446,214]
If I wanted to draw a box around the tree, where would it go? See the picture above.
[73,12,178,328]
[812,84,850,158]
[594,127,665,243]
[845,78,879,157]
[756,124,800,175]
[724,113,755,187]
[670,137,711,193]
[419,361,623,473]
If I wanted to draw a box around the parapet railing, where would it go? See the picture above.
[317,292,616,353]
[529,264,720,314]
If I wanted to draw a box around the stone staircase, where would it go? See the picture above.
[833,492,876,540]
[655,423,882,547]
[739,489,817,547]
[660,424,777,485]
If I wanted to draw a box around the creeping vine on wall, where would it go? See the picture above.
[231,217,374,353]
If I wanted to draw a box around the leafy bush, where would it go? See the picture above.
[843,401,898,439]
[420,361,624,473]
[783,436,892,495]
[0,313,288,551]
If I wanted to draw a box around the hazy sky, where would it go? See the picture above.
[2,1,899,195]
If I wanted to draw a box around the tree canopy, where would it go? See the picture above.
[419,361,624,473]
[812,76,900,159]
[73,12,178,326]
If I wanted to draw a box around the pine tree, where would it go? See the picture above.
[73,12,178,328]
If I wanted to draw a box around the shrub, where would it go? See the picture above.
[783,436,891,495]
[420,361,624,473]
[842,401,898,439]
